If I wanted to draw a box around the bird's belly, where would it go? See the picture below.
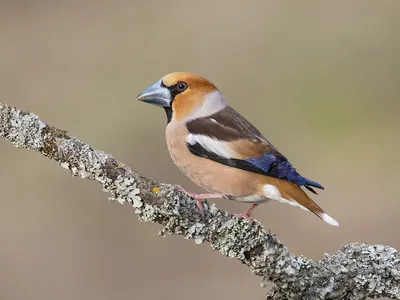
[175,157,265,201]
[166,131,267,201]
[228,194,270,204]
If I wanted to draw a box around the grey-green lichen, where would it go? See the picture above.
[0,105,46,150]
[1,102,400,300]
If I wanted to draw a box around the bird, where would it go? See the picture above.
[136,72,339,226]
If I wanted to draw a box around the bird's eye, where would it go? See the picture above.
[176,81,188,92]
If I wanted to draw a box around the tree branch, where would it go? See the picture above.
[0,102,399,300]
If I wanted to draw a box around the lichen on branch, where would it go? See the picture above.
[1,102,399,300]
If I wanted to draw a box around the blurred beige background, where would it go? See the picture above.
[0,1,399,299]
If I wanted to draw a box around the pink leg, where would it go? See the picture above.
[176,185,224,216]
[233,204,259,221]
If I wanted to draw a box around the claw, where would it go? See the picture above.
[233,204,259,222]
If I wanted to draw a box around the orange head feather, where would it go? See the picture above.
[136,72,226,123]
[162,72,223,121]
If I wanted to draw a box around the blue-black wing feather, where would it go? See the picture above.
[187,143,324,192]
[186,106,324,192]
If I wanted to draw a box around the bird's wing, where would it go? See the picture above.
[186,106,324,193]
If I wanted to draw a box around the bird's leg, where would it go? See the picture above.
[233,204,259,221]
[176,185,224,216]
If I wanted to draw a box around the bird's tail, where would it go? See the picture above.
[294,189,338,226]
[278,182,339,226]
[300,196,339,226]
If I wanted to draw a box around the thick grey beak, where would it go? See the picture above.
[136,79,171,107]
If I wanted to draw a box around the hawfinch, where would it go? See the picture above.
[136,72,338,226]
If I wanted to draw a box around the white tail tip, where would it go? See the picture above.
[322,213,339,226]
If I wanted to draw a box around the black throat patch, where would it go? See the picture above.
[164,107,173,123]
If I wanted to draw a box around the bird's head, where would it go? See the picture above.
[136,72,227,123]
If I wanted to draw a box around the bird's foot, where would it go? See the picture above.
[233,204,259,222]
[176,185,224,216]
[233,211,253,223]
[196,199,204,216]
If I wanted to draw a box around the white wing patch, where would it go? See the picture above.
[187,134,235,158]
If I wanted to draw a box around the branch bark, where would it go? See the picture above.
[0,102,399,300]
